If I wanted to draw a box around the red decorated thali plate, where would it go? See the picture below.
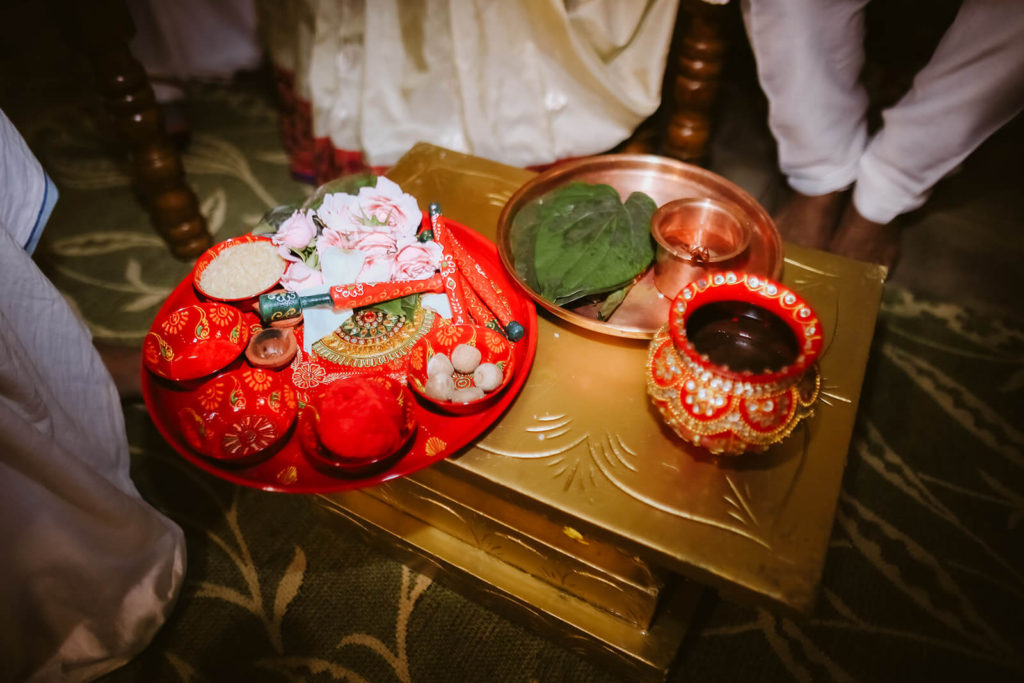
[142,222,537,493]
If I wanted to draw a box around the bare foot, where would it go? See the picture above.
[772,190,846,250]
[828,202,901,272]
[95,342,144,400]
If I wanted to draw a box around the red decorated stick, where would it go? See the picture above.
[458,268,500,330]
[453,242,514,323]
[427,203,525,341]
[258,274,445,323]
[329,273,445,309]
[427,208,470,324]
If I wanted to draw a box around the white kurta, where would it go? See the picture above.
[742,0,1024,223]
[0,111,185,682]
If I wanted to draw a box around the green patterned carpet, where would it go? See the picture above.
[10,72,1024,682]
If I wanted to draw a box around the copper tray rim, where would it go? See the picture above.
[495,153,782,340]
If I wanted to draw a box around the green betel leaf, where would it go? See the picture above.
[509,195,546,291]
[596,283,633,321]
[510,182,656,305]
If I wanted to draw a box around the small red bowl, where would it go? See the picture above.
[298,376,417,475]
[177,367,297,462]
[407,323,515,415]
[193,234,286,302]
[143,302,250,382]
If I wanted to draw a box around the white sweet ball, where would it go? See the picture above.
[473,363,504,392]
[452,386,486,403]
[427,353,454,378]
[424,373,456,401]
[451,344,482,373]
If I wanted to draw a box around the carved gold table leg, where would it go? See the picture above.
[664,0,731,165]
[73,0,211,260]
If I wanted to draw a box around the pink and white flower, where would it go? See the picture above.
[315,224,357,257]
[351,232,400,259]
[392,240,443,280]
[273,210,317,250]
[316,176,422,242]
[280,260,323,291]
[270,178,439,291]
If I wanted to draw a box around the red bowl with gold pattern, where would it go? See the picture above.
[193,234,286,302]
[177,367,298,462]
[647,272,823,455]
[406,323,515,415]
[298,376,417,474]
[143,302,250,382]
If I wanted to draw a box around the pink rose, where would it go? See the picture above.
[316,193,357,235]
[280,260,324,292]
[317,225,350,249]
[392,240,443,280]
[317,227,366,264]
[352,233,405,282]
[349,231,398,257]
[317,177,422,240]
[273,210,317,249]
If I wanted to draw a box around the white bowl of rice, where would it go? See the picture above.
[193,235,286,301]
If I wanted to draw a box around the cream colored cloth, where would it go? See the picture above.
[259,0,680,167]
[0,111,185,682]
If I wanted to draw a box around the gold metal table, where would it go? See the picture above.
[317,143,886,680]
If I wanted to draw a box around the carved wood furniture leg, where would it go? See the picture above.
[664,0,731,165]
[73,0,212,259]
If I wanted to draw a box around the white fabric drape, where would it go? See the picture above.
[0,110,185,683]
[260,0,680,168]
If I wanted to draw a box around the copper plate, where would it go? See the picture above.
[495,154,783,339]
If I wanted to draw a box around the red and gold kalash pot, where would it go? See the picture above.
[646,271,823,456]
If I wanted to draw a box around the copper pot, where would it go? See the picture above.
[651,197,753,299]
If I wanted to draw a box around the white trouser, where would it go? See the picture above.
[741,0,1024,223]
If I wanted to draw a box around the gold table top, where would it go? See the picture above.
[385,143,886,615]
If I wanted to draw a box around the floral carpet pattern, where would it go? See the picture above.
[16,79,1024,682]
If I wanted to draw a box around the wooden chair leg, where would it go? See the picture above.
[663,0,731,165]
[72,0,212,259]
